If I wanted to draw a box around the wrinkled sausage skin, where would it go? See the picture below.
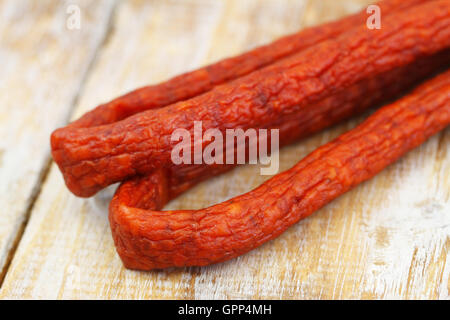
[52,0,450,197]
[110,70,450,270]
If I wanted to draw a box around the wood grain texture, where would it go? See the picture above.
[0,0,115,280]
[0,0,448,299]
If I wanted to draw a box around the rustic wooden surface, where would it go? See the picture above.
[0,0,116,284]
[0,0,448,299]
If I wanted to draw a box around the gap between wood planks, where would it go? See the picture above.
[0,0,120,290]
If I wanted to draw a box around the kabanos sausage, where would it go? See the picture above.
[110,70,450,270]
[51,0,450,197]
[67,0,430,128]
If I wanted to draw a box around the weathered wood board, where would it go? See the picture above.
[0,0,116,282]
[0,0,448,299]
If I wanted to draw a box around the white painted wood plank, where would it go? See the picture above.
[0,0,116,280]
